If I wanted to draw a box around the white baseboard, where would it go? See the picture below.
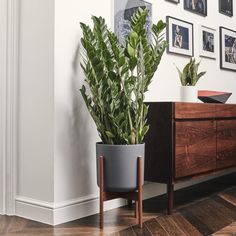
[15,196,54,225]
[53,194,126,225]
[15,169,235,226]
[15,194,126,226]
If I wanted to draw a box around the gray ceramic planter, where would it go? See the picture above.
[96,142,145,192]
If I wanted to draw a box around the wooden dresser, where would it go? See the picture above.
[144,102,236,214]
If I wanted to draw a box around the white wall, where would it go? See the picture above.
[0,0,7,214]
[17,0,55,202]
[54,0,112,204]
[53,0,236,224]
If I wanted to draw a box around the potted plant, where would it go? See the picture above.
[176,58,206,103]
[80,9,167,192]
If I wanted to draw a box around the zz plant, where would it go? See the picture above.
[176,58,206,86]
[80,8,167,145]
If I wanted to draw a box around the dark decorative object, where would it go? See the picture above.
[219,0,233,17]
[166,16,194,57]
[198,90,232,103]
[184,0,207,16]
[166,0,180,3]
[220,27,236,72]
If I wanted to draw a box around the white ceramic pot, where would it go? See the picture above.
[180,86,197,103]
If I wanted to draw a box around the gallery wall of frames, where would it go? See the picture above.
[114,0,236,72]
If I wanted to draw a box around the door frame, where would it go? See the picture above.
[0,0,19,215]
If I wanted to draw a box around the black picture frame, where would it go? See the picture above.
[219,0,233,17]
[220,26,236,72]
[166,16,194,57]
[166,0,180,3]
[184,0,207,16]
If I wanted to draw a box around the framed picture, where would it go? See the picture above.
[166,16,194,57]
[184,0,207,16]
[199,26,217,59]
[114,0,152,45]
[166,0,180,3]
[220,27,236,71]
[219,0,233,17]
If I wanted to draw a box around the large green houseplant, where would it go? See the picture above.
[80,8,167,191]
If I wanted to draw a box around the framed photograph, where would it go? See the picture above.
[220,27,236,71]
[166,0,180,3]
[199,26,217,59]
[114,0,152,45]
[219,0,233,17]
[184,0,207,16]
[166,16,194,57]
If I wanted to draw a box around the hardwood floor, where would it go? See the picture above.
[0,173,236,236]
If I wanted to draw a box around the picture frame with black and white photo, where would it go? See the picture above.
[200,26,217,59]
[166,16,194,57]
[219,0,233,17]
[220,27,236,72]
[184,0,207,16]
[114,0,152,45]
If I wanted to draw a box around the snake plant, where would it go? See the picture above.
[80,8,167,145]
[176,58,206,86]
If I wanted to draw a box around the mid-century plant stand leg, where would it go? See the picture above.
[99,156,143,229]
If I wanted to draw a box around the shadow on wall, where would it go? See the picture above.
[72,42,99,196]
[55,41,98,200]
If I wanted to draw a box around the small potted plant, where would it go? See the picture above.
[176,58,206,102]
[79,9,167,192]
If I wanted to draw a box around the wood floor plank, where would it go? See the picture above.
[0,215,11,235]
[117,227,136,236]
[214,196,236,219]
[132,224,152,236]
[179,207,213,235]
[171,212,202,236]
[212,221,236,235]
[219,192,236,207]
[207,199,236,224]
[186,202,229,233]
[144,218,170,236]
[156,215,186,236]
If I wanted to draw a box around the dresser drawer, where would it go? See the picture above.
[175,103,215,119]
[175,121,216,178]
[215,104,236,118]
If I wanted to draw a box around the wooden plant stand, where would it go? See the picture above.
[99,156,143,229]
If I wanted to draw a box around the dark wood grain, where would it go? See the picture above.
[175,102,215,119]
[144,102,236,214]
[171,212,202,236]
[217,120,236,169]
[144,102,174,184]
[99,156,104,229]
[156,215,186,236]
[132,224,152,236]
[215,104,236,118]
[144,219,170,236]
[175,121,216,178]
[167,183,174,215]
